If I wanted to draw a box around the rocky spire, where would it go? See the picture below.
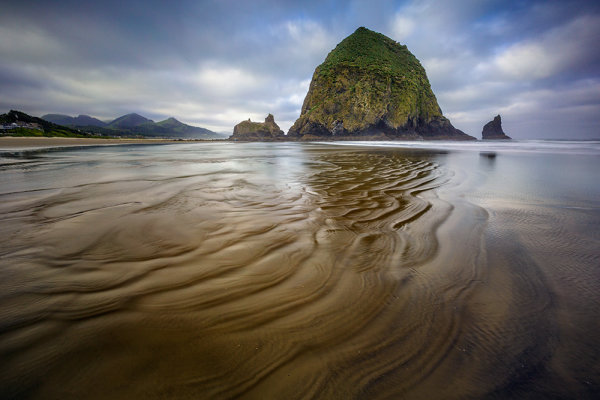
[482,115,511,140]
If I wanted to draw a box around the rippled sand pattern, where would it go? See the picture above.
[0,143,598,399]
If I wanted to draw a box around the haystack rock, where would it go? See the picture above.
[482,115,511,140]
[288,27,475,141]
[229,114,285,141]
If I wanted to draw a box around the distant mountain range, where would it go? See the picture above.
[41,114,107,127]
[1,110,87,137]
[42,112,223,139]
[104,113,151,129]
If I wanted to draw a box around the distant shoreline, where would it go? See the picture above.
[0,136,211,149]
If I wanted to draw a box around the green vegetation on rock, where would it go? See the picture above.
[289,27,474,140]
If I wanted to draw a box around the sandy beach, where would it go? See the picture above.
[0,141,598,399]
[0,136,195,148]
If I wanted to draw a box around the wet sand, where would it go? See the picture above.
[0,142,598,399]
[0,136,191,148]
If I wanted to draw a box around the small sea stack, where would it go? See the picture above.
[482,115,511,140]
[229,114,285,141]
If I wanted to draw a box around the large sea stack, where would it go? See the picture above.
[482,115,511,140]
[288,27,474,140]
[229,114,285,141]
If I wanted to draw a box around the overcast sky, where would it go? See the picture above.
[1,0,598,138]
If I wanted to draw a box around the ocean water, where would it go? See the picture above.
[0,141,598,399]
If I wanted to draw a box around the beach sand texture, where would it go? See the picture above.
[0,142,598,399]
[0,136,190,148]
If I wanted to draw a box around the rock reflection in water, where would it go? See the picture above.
[0,142,598,399]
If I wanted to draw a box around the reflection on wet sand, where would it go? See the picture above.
[0,143,598,399]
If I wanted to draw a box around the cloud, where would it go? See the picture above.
[0,26,64,62]
[390,15,416,41]
[193,65,267,98]
[487,15,600,80]
[0,0,598,138]
[383,1,600,138]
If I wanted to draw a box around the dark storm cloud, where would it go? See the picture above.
[0,0,598,138]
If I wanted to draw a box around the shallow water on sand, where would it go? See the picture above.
[0,142,598,399]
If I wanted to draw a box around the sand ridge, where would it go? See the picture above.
[0,136,208,148]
